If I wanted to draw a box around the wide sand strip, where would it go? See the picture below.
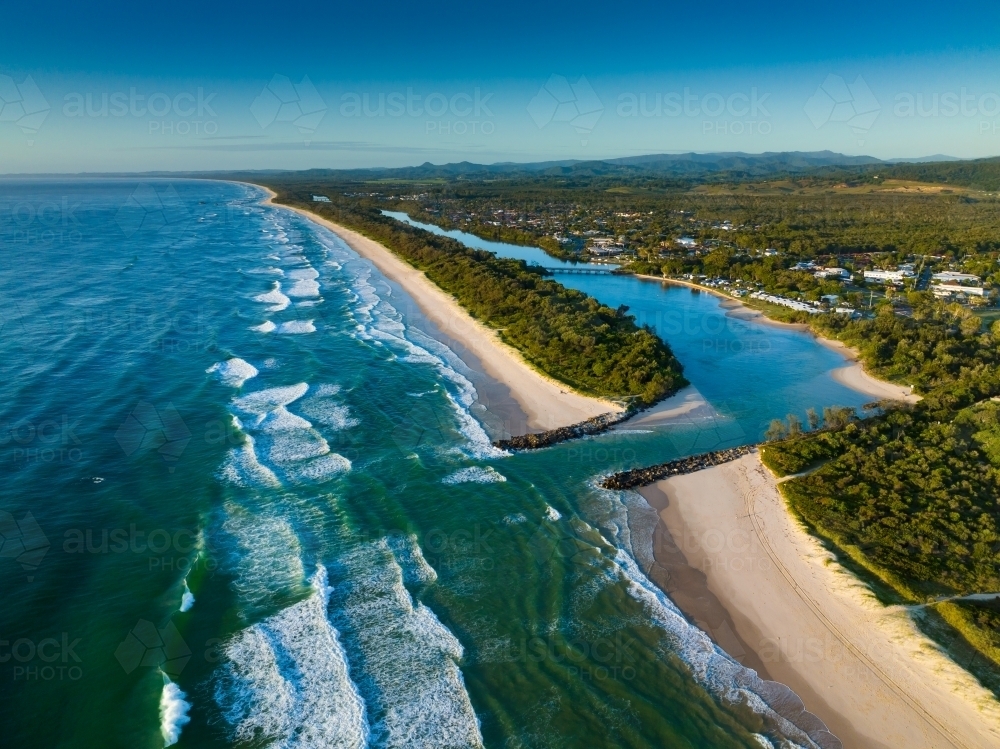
[252,186,620,431]
[642,453,1000,749]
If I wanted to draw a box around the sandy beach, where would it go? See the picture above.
[251,185,620,432]
[817,338,922,404]
[641,453,1000,749]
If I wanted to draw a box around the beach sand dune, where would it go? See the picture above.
[254,187,620,432]
[641,453,1000,749]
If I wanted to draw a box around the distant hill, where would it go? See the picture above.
[271,151,1000,185]
[47,151,1000,189]
[879,156,1000,190]
[313,151,886,181]
[885,154,962,163]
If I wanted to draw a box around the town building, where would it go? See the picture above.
[930,284,987,297]
[931,272,981,284]
[864,269,914,284]
[749,291,824,314]
[815,267,851,280]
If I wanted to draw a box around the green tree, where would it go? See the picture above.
[765,419,788,442]
[806,407,820,431]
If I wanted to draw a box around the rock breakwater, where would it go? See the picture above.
[601,444,758,490]
[493,410,634,451]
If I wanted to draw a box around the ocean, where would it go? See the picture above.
[0,179,869,748]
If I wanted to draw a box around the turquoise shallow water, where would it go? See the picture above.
[0,180,867,748]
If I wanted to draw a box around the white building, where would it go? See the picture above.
[676,236,698,248]
[932,272,980,284]
[931,284,987,297]
[815,267,851,280]
[864,269,914,284]
[312,195,331,202]
[749,291,824,314]
[589,238,626,256]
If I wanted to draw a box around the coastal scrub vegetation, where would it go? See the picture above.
[259,181,687,405]
[761,302,1000,666]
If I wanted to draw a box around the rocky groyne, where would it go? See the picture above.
[493,409,635,451]
[600,444,758,490]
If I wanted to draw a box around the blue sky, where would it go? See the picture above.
[3,0,1000,172]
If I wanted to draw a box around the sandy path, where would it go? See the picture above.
[251,185,620,431]
[642,453,1000,749]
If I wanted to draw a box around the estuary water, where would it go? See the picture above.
[0,180,868,749]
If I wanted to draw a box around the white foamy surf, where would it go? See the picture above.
[250,320,276,333]
[298,384,359,431]
[223,383,351,487]
[254,281,291,312]
[330,539,484,748]
[442,466,507,485]
[214,565,369,748]
[246,266,284,276]
[285,266,321,297]
[160,673,192,747]
[179,579,195,612]
[233,384,310,419]
[207,358,259,388]
[219,436,282,488]
[276,320,316,334]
